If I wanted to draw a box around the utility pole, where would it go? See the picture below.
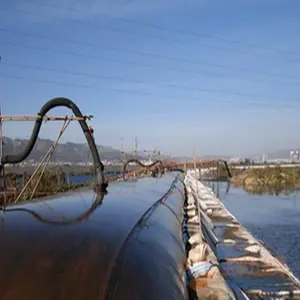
[134,137,138,159]
[120,136,125,162]
[143,148,159,162]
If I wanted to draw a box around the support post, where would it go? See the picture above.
[193,148,199,196]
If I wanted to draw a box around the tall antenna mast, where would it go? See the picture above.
[134,137,138,159]
[120,136,125,162]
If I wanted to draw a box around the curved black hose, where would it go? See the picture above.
[168,168,185,173]
[0,97,107,192]
[123,159,163,180]
[219,159,232,178]
[0,189,105,226]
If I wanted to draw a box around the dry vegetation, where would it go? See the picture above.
[0,170,90,205]
[0,161,175,204]
[230,166,300,195]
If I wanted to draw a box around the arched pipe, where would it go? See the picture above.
[123,159,164,180]
[0,97,107,192]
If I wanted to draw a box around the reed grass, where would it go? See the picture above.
[230,166,300,195]
[0,171,91,204]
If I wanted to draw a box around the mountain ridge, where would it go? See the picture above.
[2,137,143,163]
[2,137,296,163]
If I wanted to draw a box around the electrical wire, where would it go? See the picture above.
[0,74,298,110]
[2,61,300,104]
[22,0,299,57]
[2,41,300,88]
[3,3,300,60]
[1,28,299,80]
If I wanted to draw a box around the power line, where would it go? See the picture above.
[3,7,299,62]
[2,40,300,89]
[2,61,299,103]
[0,74,298,109]
[1,28,299,81]
[0,6,285,58]
[18,0,300,57]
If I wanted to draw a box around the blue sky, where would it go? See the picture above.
[0,0,300,157]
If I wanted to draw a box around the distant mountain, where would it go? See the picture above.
[3,136,295,164]
[2,137,142,163]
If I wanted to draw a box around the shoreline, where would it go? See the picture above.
[230,166,300,195]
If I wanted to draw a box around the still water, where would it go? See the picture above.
[54,175,300,279]
[69,174,94,184]
[207,181,300,279]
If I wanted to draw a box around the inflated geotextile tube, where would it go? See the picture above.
[182,171,237,300]
[104,171,189,300]
[184,169,300,300]
[0,171,189,300]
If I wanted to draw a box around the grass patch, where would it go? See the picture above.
[230,166,300,195]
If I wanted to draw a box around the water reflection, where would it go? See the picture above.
[0,190,106,226]
[206,178,300,198]
[0,174,178,229]
[206,180,231,199]
[242,186,300,196]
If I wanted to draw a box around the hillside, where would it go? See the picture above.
[2,137,142,163]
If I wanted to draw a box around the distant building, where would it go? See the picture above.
[290,150,299,161]
[229,157,241,163]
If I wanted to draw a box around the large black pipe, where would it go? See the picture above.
[0,97,107,191]
[0,172,188,300]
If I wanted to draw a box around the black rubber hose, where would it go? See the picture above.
[0,97,107,192]
[123,159,163,180]
[219,159,232,178]
[168,168,185,173]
